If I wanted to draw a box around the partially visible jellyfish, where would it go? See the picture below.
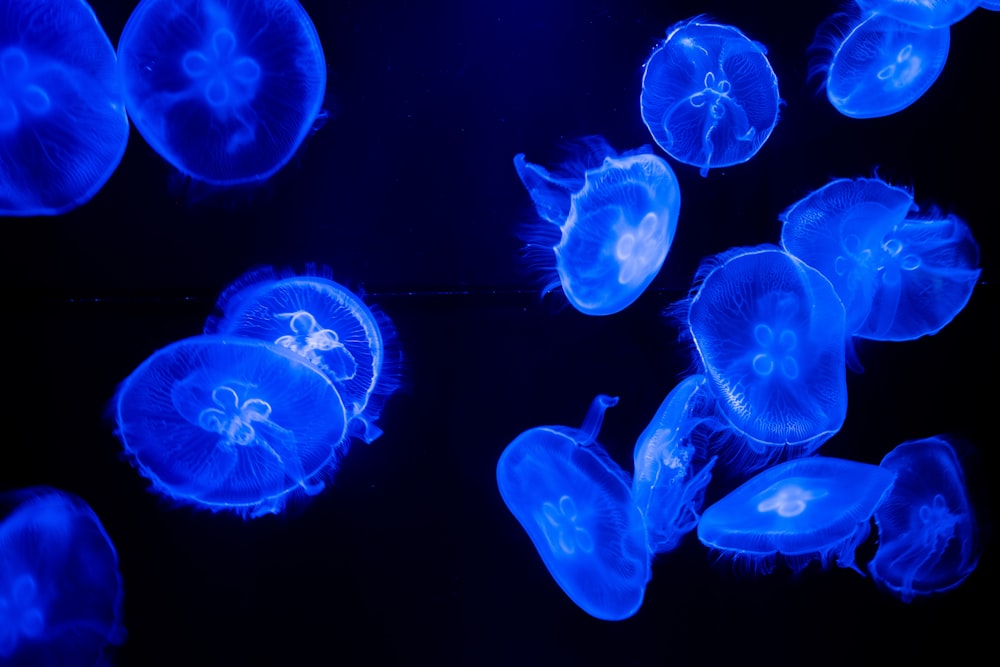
[869,436,982,602]
[780,176,981,342]
[205,266,402,443]
[114,335,348,517]
[632,375,717,555]
[810,11,950,118]
[697,457,895,574]
[855,0,980,28]
[496,395,650,620]
[513,136,681,315]
[117,0,326,185]
[0,0,129,216]
[0,487,125,666]
[982,1,1000,10]
[673,245,848,472]
[640,16,780,177]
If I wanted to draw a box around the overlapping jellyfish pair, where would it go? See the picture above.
[1,0,128,216]
[114,267,401,518]
[640,16,781,176]
[513,137,681,315]
[0,487,125,666]
[117,0,327,186]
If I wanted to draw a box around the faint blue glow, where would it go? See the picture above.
[856,0,980,28]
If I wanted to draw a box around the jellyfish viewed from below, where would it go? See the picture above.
[0,0,129,216]
[496,395,650,620]
[206,266,402,443]
[869,436,982,603]
[640,17,780,177]
[117,0,326,185]
[114,335,348,518]
[513,137,681,315]
[855,0,980,28]
[0,487,125,666]
[811,11,950,118]
[698,457,895,574]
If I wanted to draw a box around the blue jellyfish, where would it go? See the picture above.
[632,375,717,555]
[810,11,950,118]
[780,177,981,342]
[114,335,348,517]
[674,246,848,472]
[205,266,402,443]
[513,137,681,316]
[640,17,780,177]
[982,1,1000,10]
[869,436,982,603]
[496,395,650,620]
[0,0,129,216]
[0,487,125,667]
[698,457,896,574]
[855,0,980,28]
[117,0,326,185]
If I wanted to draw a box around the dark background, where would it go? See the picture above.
[3,1,996,664]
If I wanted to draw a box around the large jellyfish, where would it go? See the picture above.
[114,335,348,517]
[697,457,895,574]
[205,266,402,443]
[640,16,780,177]
[513,137,681,316]
[869,436,982,602]
[116,0,326,185]
[0,487,125,666]
[0,0,129,216]
[855,0,980,28]
[496,395,650,620]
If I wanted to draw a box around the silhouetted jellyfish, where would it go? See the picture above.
[698,457,895,574]
[856,0,980,28]
[810,11,950,118]
[673,246,848,472]
[869,436,982,602]
[114,335,348,517]
[496,395,650,620]
[513,137,681,315]
[205,266,402,443]
[632,375,717,555]
[117,0,326,185]
[0,0,129,216]
[780,177,980,342]
[640,16,780,177]
[0,487,125,666]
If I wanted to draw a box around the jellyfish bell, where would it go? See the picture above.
[855,0,980,28]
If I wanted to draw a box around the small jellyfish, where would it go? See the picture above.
[855,0,980,28]
[117,0,326,185]
[810,11,950,118]
[496,395,650,620]
[697,457,896,574]
[0,0,129,216]
[0,487,125,667]
[513,137,681,315]
[640,16,780,177]
[869,436,982,602]
[205,266,402,443]
[114,335,348,517]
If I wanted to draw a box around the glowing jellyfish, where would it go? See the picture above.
[632,375,717,555]
[205,266,402,442]
[869,436,982,602]
[496,395,650,620]
[780,177,981,342]
[117,0,326,185]
[114,335,348,517]
[513,137,681,316]
[640,17,780,177]
[982,1,1000,10]
[698,457,895,574]
[811,11,950,119]
[674,246,848,471]
[0,487,125,666]
[0,0,129,216]
[855,0,980,28]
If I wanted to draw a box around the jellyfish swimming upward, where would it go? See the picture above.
[640,16,780,177]
[513,137,681,315]
[0,487,125,667]
[1,0,129,216]
[117,0,327,185]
